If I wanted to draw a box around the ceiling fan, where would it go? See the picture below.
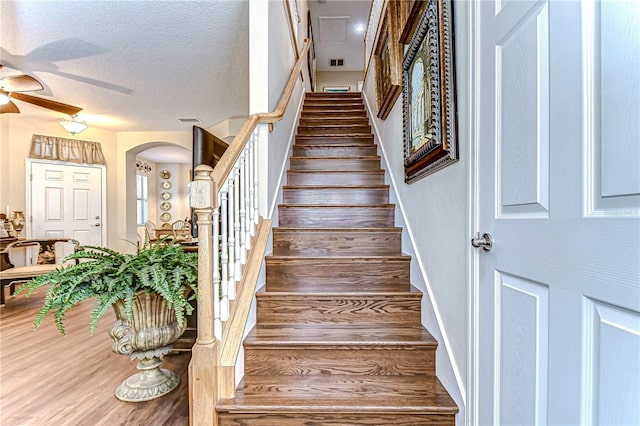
[0,64,82,115]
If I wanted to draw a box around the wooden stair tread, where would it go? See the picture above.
[292,143,375,148]
[282,184,389,190]
[244,324,436,347]
[273,226,400,232]
[296,133,373,139]
[266,255,410,261]
[290,155,378,159]
[279,203,394,208]
[218,375,458,414]
[287,170,383,175]
[255,286,422,297]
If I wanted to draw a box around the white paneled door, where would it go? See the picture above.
[474,1,640,425]
[29,161,105,246]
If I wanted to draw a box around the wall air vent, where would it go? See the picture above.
[330,59,344,67]
[178,118,201,123]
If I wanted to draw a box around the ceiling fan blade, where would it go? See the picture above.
[10,92,82,115]
[0,74,44,92]
[0,100,20,114]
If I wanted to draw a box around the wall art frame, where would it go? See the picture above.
[402,0,458,183]
[398,0,428,44]
[373,0,402,120]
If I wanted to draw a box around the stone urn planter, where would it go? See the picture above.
[16,236,198,402]
[109,292,187,402]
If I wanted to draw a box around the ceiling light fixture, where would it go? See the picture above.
[355,24,365,33]
[0,91,10,106]
[59,115,88,135]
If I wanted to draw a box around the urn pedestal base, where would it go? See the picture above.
[109,292,187,402]
[115,345,180,402]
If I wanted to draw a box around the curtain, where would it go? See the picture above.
[30,134,106,165]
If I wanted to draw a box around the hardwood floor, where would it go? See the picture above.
[0,286,189,425]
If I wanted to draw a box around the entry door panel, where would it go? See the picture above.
[476,1,640,425]
[30,162,104,246]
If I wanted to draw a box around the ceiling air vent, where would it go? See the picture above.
[330,59,344,67]
[178,117,201,123]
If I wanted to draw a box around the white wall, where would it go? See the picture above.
[0,114,118,244]
[362,1,470,423]
[267,0,306,212]
[316,70,363,92]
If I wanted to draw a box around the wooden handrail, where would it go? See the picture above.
[211,38,311,188]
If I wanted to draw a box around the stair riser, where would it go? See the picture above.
[244,348,435,376]
[303,102,364,109]
[272,229,401,256]
[218,413,455,425]
[278,206,395,228]
[290,158,380,171]
[305,95,362,101]
[297,126,371,135]
[287,171,385,186]
[299,118,369,126]
[282,188,388,205]
[295,136,373,145]
[256,295,421,324]
[266,261,410,290]
[301,109,368,118]
[305,93,361,98]
[293,145,378,157]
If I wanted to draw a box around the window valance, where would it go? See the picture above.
[30,134,106,165]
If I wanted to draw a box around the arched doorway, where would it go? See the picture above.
[124,142,191,246]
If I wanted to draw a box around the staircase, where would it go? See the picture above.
[216,92,458,425]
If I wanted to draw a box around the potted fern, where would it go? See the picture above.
[17,235,198,402]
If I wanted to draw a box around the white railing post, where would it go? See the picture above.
[220,183,229,324]
[239,150,247,263]
[233,164,242,289]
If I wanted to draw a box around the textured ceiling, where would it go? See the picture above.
[0,1,249,132]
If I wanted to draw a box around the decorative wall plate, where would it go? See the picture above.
[160,170,171,179]
[160,201,171,211]
[161,181,172,189]
[161,191,171,200]
[160,212,171,222]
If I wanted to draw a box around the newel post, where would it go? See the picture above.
[188,165,219,426]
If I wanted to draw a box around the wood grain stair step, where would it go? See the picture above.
[287,170,385,185]
[278,204,395,228]
[303,102,364,109]
[243,324,436,377]
[299,117,370,126]
[217,375,458,423]
[305,92,362,98]
[272,227,402,256]
[293,144,378,157]
[295,134,373,145]
[282,185,389,205]
[297,125,371,135]
[244,324,436,347]
[300,109,368,118]
[290,156,380,171]
[265,255,410,292]
[256,287,422,325]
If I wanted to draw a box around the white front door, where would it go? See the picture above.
[29,161,105,246]
[474,1,640,425]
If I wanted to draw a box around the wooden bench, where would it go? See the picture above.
[0,238,79,307]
